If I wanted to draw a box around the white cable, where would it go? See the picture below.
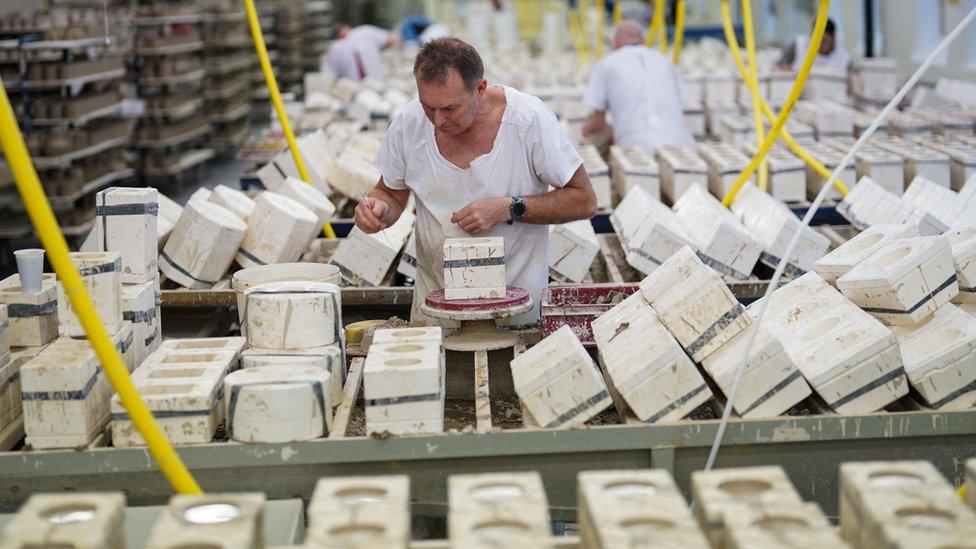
[702,4,976,473]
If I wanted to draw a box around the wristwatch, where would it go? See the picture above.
[507,196,525,225]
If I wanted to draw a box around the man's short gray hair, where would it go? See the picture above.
[614,20,645,46]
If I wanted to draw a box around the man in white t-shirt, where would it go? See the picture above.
[582,21,696,156]
[325,23,396,82]
[355,37,597,326]
[777,18,851,73]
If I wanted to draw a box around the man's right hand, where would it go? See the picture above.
[354,196,389,233]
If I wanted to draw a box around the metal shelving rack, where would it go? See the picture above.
[131,8,213,187]
[0,21,133,245]
[202,5,253,155]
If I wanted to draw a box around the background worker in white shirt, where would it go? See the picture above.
[777,18,851,72]
[354,37,597,326]
[325,23,396,82]
[582,20,696,155]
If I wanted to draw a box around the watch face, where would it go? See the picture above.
[513,201,526,217]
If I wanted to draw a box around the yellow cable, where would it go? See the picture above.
[580,0,591,60]
[671,0,685,64]
[655,0,666,52]
[0,78,202,494]
[720,0,831,207]
[596,0,606,59]
[569,9,586,62]
[644,1,657,46]
[718,0,849,197]
[741,0,768,191]
[613,1,622,24]
[244,0,336,239]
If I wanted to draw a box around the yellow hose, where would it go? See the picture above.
[655,0,666,52]
[0,79,202,494]
[580,0,591,60]
[720,0,831,207]
[671,0,685,64]
[719,0,849,197]
[569,9,587,62]
[741,0,768,191]
[244,0,336,239]
[613,1,622,24]
[596,0,607,59]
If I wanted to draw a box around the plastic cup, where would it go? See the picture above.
[14,248,44,294]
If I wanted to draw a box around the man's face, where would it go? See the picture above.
[819,33,835,55]
[417,69,485,136]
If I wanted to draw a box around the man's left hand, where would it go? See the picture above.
[451,197,510,235]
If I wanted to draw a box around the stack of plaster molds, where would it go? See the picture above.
[0,273,58,347]
[684,100,707,138]
[700,312,812,418]
[837,235,958,325]
[740,143,807,202]
[814,224,919,284]
[691,466,805,548]
[723,500,847,549]
[330,210,415,287]
[278,176,336,226]
[909,107,975,136]
[235,191,320,268]
[902,176,976,229]
[579,145,612,210]
[364,327,444,435]
[805,67,848,101]
[255,139,329,195]
[110,337,245,447]
[912,135,976,190]
[449,472,551,547]
[443,237,506,300]
[156,192,183,246]
[56,252,125,339]
[852,109,890,138]
[837,176,948,235]
[757,272,908,414]
[874,135,952,189]
[331,148,382,200]
[224,365,333,443]
[947,226,976,304]
[640,246,752,363]
[145,493,265,549]
[889,304,976,409]
[512,325,611,428]
[656,146,708,205]
[698,141,752,201]
[592,292,711,423]
[730,183,830,276]
[92,187,159,284]
[800,139,856,200]
[160,198,247,289]
[886,110,934,138]
[22,323,134,449]
[673,184,762,281]
[122,278,160,370]
[1,492,125,548]
[840,460,976,548]
[852,57,898,106]
[702,71,736,105]
[578,469,709,549]
[608,145,659,201]
[549,220,598,283]
[719,113,752,144]
[793,99,854,138]
[306,475,410,548]
[240,280,344,407]
[847,142,905,195]
[609,186,695,276]
[208,184,255,222]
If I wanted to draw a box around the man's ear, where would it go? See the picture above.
[476,78,488,95]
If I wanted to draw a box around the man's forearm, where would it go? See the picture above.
[521,187,595,224]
